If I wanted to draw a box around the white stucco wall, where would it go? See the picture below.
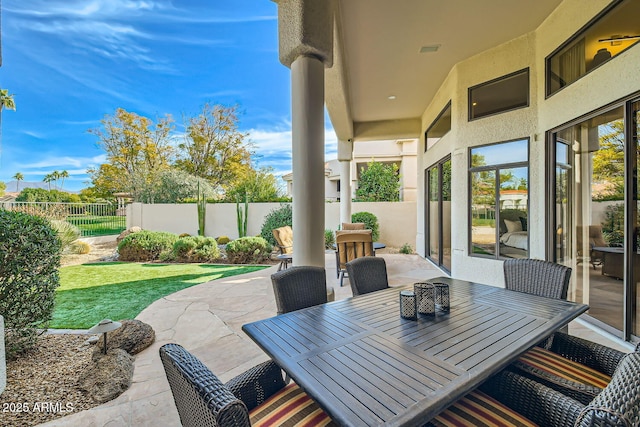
[126,201,417,248]
[418,0,640,287]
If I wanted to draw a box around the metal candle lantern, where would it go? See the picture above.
[433,283,450,312]
[399,291,417,320]
[88,319,122,354]
[414,282,435,316]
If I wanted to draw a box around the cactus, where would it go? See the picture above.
[197,182,206,236]
[236,193,249,238]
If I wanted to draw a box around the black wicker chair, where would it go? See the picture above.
[345,256,389,296]
[503,258,571,300]
[271,266,328,315]
[512,332,636,405]
[160,343,335,426]
[477,352,640,427]
[160,343,283,427]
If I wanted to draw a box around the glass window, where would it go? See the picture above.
[546,0,640,96]
[469,139,529,259]
[425,102,451,151]
[469,69,529,120]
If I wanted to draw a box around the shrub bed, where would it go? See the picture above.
[226,236,272,264]
[118,230,178,262]
[170,236,220,262]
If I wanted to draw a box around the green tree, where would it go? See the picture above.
[0,88,16,111]
[592,119,624,200]
[43,173,54,191]
[175,103,253,194]
[88,108,175,200]
[139,168,216,203]
[12,172,24,192]
[355,160,400,202]
[224,167,283,202]
[58,170,69,190]
[0,181,5,196]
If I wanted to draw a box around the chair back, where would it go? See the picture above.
[588,225,608,248]
[503,258,571,300]
[577,352,640,427]
[346,256,389,296]
[271,266,328,315]
[342,222,366,230]
[335,230,374,271]
[160,343,251,427]
[272,226,293,254]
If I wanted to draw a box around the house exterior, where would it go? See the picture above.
[282,139,417,201]
[273,0,640,344]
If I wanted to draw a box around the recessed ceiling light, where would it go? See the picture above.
[420,45,441,53]
[388,95,396,100]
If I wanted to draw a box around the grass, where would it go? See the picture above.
[52,262,267,329]
[66,215,126,237]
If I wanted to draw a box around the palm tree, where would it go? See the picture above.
[59,170,69,190]
[43,173,54,191]
[12,172,24,192]
[0,89,15,164]
[0,89,16,111]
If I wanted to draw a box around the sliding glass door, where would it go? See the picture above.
[551,96,640,342]
[426,157,451,272]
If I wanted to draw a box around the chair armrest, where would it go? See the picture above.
[550,332,627,377]
[480,370,584,427]
[225,360,286,411]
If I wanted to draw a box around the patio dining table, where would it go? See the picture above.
[242,277,589,427]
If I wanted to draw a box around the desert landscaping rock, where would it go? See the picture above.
[117,226,141,243]
[94,319,155,356]
[80,348,134,404]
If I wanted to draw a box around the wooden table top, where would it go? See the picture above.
[242,277,588,427]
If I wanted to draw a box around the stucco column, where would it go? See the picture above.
[274,0,335,267]
[338,139,353,225]
[291,56,325,266]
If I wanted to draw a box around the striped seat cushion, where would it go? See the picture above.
[516,346,611,389]
[430,391,537,427]
[249,383,336,426]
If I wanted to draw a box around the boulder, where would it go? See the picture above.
[94,319,155,356]
[116,226,142,243]
[80,348,134,403]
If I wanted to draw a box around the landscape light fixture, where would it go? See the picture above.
[88,319,122,355]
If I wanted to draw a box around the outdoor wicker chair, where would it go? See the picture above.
[271,266,328,315]
[160,343,335,427]
[345,256,389,296]
[512,332,638,405]
[503,258,571,300]
[335,229,374,286]
[429,351,640,427]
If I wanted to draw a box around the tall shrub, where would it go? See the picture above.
[260,204,292,246]
[0,210,61,359]
[351,211,380,241]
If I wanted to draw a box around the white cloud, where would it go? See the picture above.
[15,154,106,170]
[248,125,339,176]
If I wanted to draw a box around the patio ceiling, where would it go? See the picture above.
[325,0,563,141]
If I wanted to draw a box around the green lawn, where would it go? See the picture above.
[66,215,126,237]
[52,262,267,329]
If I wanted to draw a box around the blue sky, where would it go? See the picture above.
[0,0,337,191]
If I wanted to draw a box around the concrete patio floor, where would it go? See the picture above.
[40,253,633,427]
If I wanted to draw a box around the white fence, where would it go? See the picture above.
[126,202,417,248]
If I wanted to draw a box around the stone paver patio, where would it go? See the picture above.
[39,253,632,427]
